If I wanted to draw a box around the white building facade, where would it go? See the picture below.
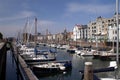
[108,24,120,42]
[88,14,120,42]
[73,24,87,41]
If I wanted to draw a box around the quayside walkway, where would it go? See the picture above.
[0,42,38,80]
[13,46,38,80]
[0,42,6,80]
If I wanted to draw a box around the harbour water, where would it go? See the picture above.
[6,50,22,80]
[6,45,120,80]
[35,46,119,80]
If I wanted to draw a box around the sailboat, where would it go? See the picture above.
[21,17,56,62]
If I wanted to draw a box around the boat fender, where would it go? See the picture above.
[60,66,65,70]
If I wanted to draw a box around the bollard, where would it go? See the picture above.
[84,62,93,80]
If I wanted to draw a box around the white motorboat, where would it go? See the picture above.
[32,61,72,74]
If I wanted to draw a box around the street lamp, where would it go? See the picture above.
[116,0,119,79]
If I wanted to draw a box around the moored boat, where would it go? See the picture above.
[67,46,76,53]
[32,60,72,74]
[99,52,120,61]
[24,54,56,62]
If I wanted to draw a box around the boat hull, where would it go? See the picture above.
[67,49,75,53]
[24,58,56,62]
[32,61,72,74]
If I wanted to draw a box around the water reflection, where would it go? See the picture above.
[93,59,116,78]
[6,50,22,80]
[36,48,91,80]
[6,50,17,80]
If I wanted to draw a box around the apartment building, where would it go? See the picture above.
[87,13,120,42]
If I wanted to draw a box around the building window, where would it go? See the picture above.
[119,19,120,23]
[108,24,112,26]
[115,37,117,40]
[115,30,117,34]
[108,20,110,22]
[102,26,104,28]
[111,19,114,22]
[94,26,96,29]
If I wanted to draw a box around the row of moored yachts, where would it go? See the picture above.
[17,43,72,76]
[44,43,117,60]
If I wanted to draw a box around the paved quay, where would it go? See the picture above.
[0,42,38,80]
[0,42,6,80]
[13,44,38,80]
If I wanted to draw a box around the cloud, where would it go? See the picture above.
[66,2,114,15]
[0,10,36,22]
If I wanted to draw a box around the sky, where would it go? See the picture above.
[0,0,118,37]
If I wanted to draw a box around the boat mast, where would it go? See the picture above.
[23,18,28,44]
[34,17,37,46]
[26,18,30,44]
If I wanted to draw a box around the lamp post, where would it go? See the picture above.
[116,0,119,79]
[116,0,119,64]
[113,24,115,53]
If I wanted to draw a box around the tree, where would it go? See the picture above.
[0,32,3,40]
